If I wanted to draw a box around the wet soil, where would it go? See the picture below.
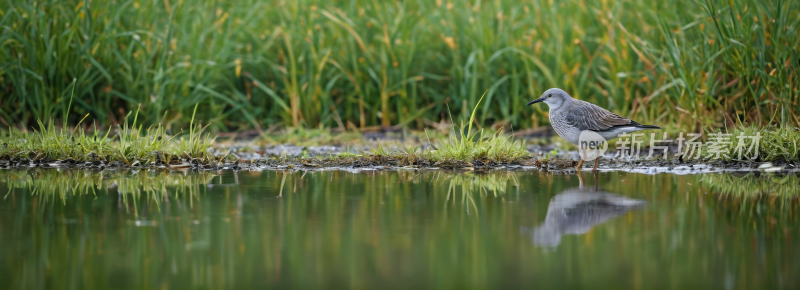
[2,142,797,174]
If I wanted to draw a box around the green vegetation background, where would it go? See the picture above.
[1,0,798,133]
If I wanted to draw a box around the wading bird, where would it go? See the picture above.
[527,88,660,171]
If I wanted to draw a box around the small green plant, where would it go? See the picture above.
[426,91,529,163]
[116,105,177,165]
[546,149,559,159]
[370,142,391,156]
[176,104,215,159]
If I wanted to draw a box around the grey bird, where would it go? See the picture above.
[527,88,660,171]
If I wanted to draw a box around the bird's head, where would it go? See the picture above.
[527,88,572,109]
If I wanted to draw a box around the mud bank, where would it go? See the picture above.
[2,152,797,175]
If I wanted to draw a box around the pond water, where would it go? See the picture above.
[0,169,798,289]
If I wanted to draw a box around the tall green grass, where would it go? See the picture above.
[1,0,798,132]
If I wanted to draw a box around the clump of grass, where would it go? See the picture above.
[428,127,528,163]
[426,93,529,163]
[397,144,424,165]
[115,105,175,166]
[755,126,800,162]
[703,124,800,162]
[0,102,218,167]
[5,116,99,163]
[176,104,215,159]
[0,81,113,163]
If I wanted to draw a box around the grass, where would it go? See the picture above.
[313,91,532,167]
[425,91,529,163]
[4,94,798,167]
[694,124,800,162]
[0,102,219,166]
[0,94,531,168]
[262,92,533,167]
[1,0,797,134]
[1,73,795,168]
[726,125,800,162]
[0,87,529,168]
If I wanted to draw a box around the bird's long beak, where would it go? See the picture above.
[527,97,545,106]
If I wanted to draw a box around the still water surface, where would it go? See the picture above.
[0,169,798,289]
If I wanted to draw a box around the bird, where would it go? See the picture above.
[527,88,660,171]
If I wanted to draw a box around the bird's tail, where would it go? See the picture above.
[636,124,661,129]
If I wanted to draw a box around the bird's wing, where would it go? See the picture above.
[565,100,636,131]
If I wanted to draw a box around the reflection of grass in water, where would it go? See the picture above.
[438,172,519,215]
[700,173,800,197]
[2,169,215,215]
[1,170,797,289]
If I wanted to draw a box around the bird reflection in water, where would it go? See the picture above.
[532,171,645,248]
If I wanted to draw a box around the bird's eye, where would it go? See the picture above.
[547,94,552,98]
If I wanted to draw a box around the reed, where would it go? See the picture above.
[1,0,796,133]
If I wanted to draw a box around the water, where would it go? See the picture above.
[0,169,798,289]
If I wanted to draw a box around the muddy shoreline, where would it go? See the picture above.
[5,129,799,174]
[2,152,797,174]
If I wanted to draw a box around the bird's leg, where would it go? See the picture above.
[576,147,586,171]
[592,147,600,172]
